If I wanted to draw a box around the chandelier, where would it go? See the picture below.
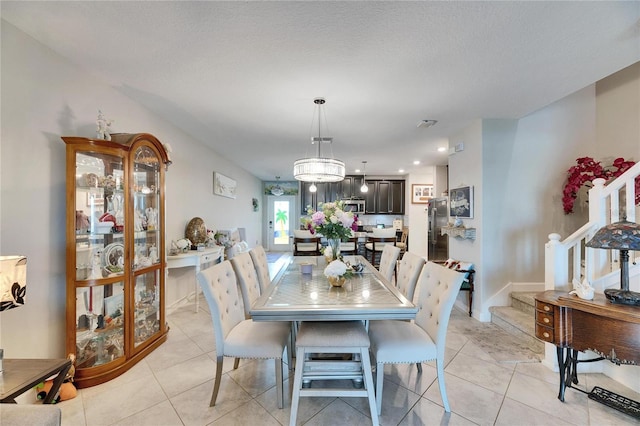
[271,176,284,196]
[293,98,345,183]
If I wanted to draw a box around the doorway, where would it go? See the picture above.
[266,195,296,252]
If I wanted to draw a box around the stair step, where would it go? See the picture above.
[510,291,537,315]
[489,306,544,355]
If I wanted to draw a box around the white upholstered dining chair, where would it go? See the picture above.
[249,245,271,293]
[197,261,291,408]
[231,252,262,319]
[378,245,401,283]
[395,251,426,301]
[368,262,465,415]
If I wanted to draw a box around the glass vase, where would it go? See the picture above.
[326,238,341,262]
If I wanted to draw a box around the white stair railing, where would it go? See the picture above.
[546,161,640,292]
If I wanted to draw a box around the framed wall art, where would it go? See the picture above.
[411,184,434,204]
[449,186,474,218]
[213,172,237,199]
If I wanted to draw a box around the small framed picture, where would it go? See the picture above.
[411,184,434,204]
[86,191,104,206]
[213,172,237,199]
[449,186,474,218]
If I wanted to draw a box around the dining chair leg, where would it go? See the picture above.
[289,346,306,426]
[275,358,284,409]
[360,348,379,426]
[416,362,422,373]
[233,358,240,369]
[376,362,384,415]
[210,356,224,407]
[436,358,450,412]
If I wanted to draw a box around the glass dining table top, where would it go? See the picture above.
[250,255,417,321]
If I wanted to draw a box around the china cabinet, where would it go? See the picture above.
[63,133,171,388]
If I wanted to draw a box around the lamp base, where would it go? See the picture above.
[604,289,640,306]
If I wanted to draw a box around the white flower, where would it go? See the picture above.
[323,245,333,257]
[324,260,348,278]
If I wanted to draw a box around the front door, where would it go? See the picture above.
[267,195,296,251]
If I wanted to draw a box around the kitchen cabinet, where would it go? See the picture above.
[339,176,365,199]
[63,133,171,388]
[363,179,405,214]
[300,177,404,214]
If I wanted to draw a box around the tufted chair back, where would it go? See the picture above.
[378,245,401,283]
[396,251,426,301]
[414,262,465,355]
[230,252,262,318]
[197,261,245,356]
[249,245,271,293]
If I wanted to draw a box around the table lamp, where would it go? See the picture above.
[1,255,27,372]
[585,219,640,306]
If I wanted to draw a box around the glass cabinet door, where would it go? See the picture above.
[73,151,127,369]
[75,282,126,368]
[133,270,160,348]
[132,145,161,271]
[75,152,126,280]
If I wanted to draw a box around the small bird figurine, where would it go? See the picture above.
[569,277,595,300]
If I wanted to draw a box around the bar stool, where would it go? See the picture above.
[289,321,378,426]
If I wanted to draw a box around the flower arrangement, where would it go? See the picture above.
[562,156,639,214]
[301,201,358,261]
[324,259,354,287]
[301,200,358,240]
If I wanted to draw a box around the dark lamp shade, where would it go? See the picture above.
[585,220,640,250]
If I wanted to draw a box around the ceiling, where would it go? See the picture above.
[2,1,639,181]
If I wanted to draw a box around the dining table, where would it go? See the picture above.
[250,255,417,322]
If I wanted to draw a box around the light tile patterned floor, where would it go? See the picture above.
[21,291,640,425]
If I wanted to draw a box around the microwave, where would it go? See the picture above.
[343,199,366,213]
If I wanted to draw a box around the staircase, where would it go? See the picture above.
[489,291,544,357]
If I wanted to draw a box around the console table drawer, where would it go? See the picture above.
[535,323,554,342]
[536,300,554,313]
[537,311,554,327]
[200,252,219,264]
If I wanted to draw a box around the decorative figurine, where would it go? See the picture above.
[96,110,113,141]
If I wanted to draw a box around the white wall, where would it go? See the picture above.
[594,61,640,393]
[596,61,640,161]
[448,86,598,320]
[406,167,435,258]
[0,21,262,358]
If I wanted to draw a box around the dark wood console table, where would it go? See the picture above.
[535,291,640,411]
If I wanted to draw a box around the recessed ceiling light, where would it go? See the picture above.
[355,169,361,173]
[413,160,420,165]
[398,169,405,173]
[437,147,447,152]
[417,119,438,128]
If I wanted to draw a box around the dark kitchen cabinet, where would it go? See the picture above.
[339,176,365,199]
[301,178,404,215]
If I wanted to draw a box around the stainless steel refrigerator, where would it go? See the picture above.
[427,198,449,261]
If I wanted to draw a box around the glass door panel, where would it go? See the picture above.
[133,270,160,348]
[74,282,125,369]
[132,146,161,271]
[75,152,125,280]
[267,195,296,251]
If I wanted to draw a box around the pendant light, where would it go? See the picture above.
[309,183,317,193]
[271,176,284,196]
[360,161,369,193]
[293,98,346,183]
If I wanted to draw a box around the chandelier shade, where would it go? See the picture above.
[293,158,345,183]
[293,98,345,183]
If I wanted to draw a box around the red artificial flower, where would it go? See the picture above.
[562,157,640,214]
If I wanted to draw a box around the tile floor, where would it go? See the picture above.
[21,298,640,425]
